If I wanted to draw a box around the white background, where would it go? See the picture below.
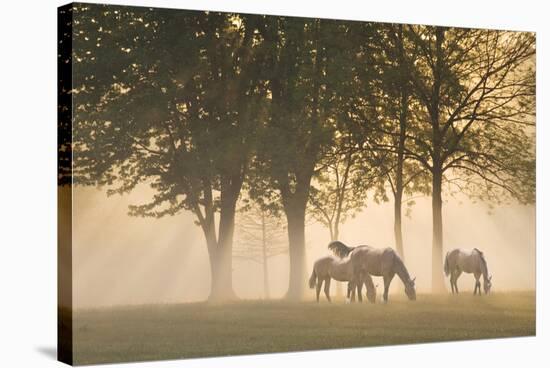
[0,0,548,367]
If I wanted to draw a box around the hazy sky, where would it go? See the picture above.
[72,185,535,308]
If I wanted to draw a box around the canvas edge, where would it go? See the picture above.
[58,2,75,366]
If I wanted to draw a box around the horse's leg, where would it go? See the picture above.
[324,277,332,303]
[453,276,458,294]
[351,268,362,303]
[454,270,461,294]
[364,274,376,304]
[315,278,322,302]
[383,273,395,303]
[452,272,458,294]
[477,274,482,296]
[350,284,356,303]
[357,282,363,303]
[450,272,455,294]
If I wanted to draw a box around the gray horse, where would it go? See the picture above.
[329,241,416,303]
[444,248,492,295]
[308,255,376,303]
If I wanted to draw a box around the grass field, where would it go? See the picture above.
[71,291,535,365]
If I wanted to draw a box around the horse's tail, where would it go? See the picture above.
[444,252,450,277]
[328,240,354,258]
[308,267,317,289]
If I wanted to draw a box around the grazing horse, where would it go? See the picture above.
[444,248,492,295]
[308,255,376,303]
[329,241,416,303]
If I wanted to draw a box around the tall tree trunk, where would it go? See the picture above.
[285,203,307,301]
[207,244,235,301]
[331,228,344,297]
[206,183,240,301]
[394,189,404,260]
[430,27,446,293]
[328,225,334,243]
[393,186,405,294]
[203,228,226,301]
[394,23,407,262]
[261,212,270,299]
[431,167,446,292]
[210,209,237,301]
[394,105,406,260]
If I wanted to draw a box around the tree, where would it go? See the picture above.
[306,22,379,240]
[309,140,375,298]
[309,145,365,242]
[402,26,535,291]
[71,5,268,300]
[323,22,419,259]
[251,17,338,300]
[369,24,430,261]
[68,4,535,299]
[233,203,287,299]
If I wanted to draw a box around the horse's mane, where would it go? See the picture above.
[391,251,413,282]
[473,248,488,271]
[328,241,355,258]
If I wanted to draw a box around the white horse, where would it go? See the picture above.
[308,255,376,303]
[329,241,416,303]
[444,248,492,295]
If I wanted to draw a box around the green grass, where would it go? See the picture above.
[72,291,535,365]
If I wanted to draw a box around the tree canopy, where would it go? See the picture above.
[69,3,536,297]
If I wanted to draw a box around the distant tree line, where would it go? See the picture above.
[67,4,535,299]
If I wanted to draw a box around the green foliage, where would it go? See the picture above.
[72,6,266,222]
[249,17,336,213]
[405,26,536,204]
[69,4,536,266]
[58,5,73,186]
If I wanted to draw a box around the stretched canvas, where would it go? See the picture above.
[58,2,536,366]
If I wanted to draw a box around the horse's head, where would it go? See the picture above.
[405,277,416,301]
[484,275,492,294]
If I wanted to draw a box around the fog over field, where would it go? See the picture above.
[57,6,536,366]
[62,6,535,311]
[73,186,535,308]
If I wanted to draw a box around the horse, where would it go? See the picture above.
[444,248,492,295]
[308,255,376,303]
[328,241,416,303]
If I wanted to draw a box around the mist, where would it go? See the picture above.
[72,186,535,308]
[57,7,536,365]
